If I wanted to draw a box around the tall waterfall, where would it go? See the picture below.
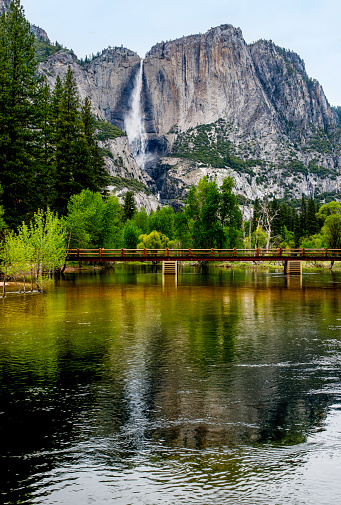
[124,60,148,170]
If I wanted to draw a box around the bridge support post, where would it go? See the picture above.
[162,261,178,279]
[284,260,302,275]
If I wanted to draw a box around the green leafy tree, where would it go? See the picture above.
[123,220,140,248]
[316,201,341,220]
[253,225,269,248]
[1,208,66,295]
[174,210,192,247]
[132,207,149,234]
[322,214,341,249]
[185,177,223,248]
[148,206,175,239]
[219,176,241,247]
[101,195,122,248]
[137,230,174,249]
[67,189,105,248]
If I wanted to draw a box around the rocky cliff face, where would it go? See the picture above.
[30,24,50,42]
[39,47,140,128]
[38,24,341,206]
[0,0,10,15]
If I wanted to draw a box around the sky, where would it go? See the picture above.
[21,0,341,106]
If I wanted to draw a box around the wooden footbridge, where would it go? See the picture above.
[66,248,341,264]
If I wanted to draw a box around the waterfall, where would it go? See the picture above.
[124,60,148,170]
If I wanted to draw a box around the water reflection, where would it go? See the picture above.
[1,267,341,503]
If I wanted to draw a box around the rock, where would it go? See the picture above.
[99,136,155,188]
[37,24,341,206]
[30,24,50,42]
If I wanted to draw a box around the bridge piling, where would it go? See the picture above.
[162,261,178,278]
[284,260,302,275]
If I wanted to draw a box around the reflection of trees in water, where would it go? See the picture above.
[1,268,341,500]
[257,394,330,445]
[133,279,337,450]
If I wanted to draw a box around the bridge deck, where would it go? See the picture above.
[65,248,341,263]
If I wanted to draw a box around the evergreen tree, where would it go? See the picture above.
[35,80,55,208]
[0,0,43,227]
[300,195,307,236]
[51,69,108,215]
[306,197,317,236]
[270,198,281,238]
[293,210,301,247]
[53,66,83,214]
[81,96,110,191]
[252,198,261,232]
[122,191,137,222]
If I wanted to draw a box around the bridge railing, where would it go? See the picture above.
[65,248,341,260]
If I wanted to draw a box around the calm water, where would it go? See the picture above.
[1,265,341,504]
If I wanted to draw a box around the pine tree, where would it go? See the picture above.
[51,69,108,215]
[270,198,281,238]
[306,197,317,236]
[294,210,301,247]
[35,80,56,208]
[252,198,261,232]
[81,96,110,192]
[0,0,43,227]
[53,66,83,214]
[300,195,307,236]
[122,191,137,222]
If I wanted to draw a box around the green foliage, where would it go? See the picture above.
[184,176,240,248]
[137,230,174,249]
[34,38,60,62]
[67,189,105,248]
[0,0,43,227]
[132,207,149,234]
[316,201,341,221]
[66,189,122,249]
[148,206,175,239]
[253,225,269,248]
[1,208,67,294]
[109,176,151,195]
[122,191,137,223]
[172,122,262,173]
[322,214,341,249]
[123,220,140,248]
[95,119,126,140]
[0,3,109,226]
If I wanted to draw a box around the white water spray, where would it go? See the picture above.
[124,60,149,170]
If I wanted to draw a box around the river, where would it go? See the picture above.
[1,265,341,504]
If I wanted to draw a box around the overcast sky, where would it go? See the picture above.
[21,0,341,106]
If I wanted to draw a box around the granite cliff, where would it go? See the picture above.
[23,18,341,206]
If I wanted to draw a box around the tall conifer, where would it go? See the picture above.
[307,197,317,236]
[0,0,42,227]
